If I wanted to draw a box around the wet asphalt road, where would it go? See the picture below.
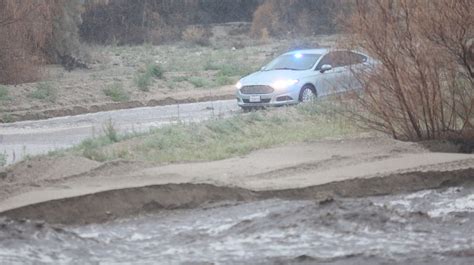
[0,100,239,165]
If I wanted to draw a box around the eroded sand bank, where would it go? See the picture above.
[1,136,472,224]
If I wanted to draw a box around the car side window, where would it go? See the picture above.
[345,52,367,65]
[316,51,367,70]
[315,53,334,70]
[331,52,349,68]
[335,51,368,67]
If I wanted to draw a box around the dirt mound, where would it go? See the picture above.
[0,136,473,224]
[3,166,474,225]
[0,156,100,200]
[2,184,258,224]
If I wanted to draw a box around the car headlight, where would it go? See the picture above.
[271,79,299,90]
[235,81,243,89]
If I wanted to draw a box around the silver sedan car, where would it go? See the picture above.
[235,48,372,110]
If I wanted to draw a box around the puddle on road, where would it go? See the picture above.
[1,187,474,264]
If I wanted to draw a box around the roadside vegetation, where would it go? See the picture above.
[0,85,9,101]
[134,61,164,91]
[103,82,130,102]
[51,102,358,163]
[0,152,6,167]
[29,82,57,102]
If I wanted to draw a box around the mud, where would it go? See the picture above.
[1,185,474,264]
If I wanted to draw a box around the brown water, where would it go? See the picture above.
[1,187,474,264]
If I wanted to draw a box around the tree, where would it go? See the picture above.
[0,0,85,84]
[341,0,473,141]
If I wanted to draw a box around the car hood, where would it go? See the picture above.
[240,70,309,86]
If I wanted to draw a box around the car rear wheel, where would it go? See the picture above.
[299,85,317,102]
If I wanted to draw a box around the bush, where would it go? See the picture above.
[147,63,164,79]
[134,62,164,91]
[134,72,153,92]
[0,0,84,84]
[47,0,86,66]
[0,85,9,101]
[103,82,129,102]
[217,64,253,77]
[341,0,474,141]
[0,1,51,84]
[188,77,208,88]
[182,26,212,46]
[80,139,108,162]
[0,152,6,167]
[216,75,234,86]
[103,119,119,143]
[30,82,57,102]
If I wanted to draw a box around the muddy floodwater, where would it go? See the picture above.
[1,186,474,265]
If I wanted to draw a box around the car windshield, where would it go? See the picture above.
[263,53,322,71]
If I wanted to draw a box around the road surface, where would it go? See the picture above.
[0,100,239,165]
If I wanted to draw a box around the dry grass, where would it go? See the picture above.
[58,102,359,163]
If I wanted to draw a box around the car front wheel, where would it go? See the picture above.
[299,85,316,103]
[241,106,255,112]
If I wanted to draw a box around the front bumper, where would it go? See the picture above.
[236,88,300,107]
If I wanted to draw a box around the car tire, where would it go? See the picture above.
[241,106,253,112]
[299,85,317,103]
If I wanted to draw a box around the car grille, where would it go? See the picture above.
[242,98,271,104]
[240,85,274,95]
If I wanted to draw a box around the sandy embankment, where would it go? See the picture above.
[0,136,473,224]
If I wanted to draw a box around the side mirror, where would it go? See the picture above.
[320,64,332,73]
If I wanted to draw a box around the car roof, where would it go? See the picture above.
[284,49,328,55]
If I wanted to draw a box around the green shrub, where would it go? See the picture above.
[147,63,164,79]
[103,118,119,143]
[1,114,14,123]
[204,60,221,71]
[134,73,152,91]
[103,82,129,102]
[0,85,9,101]
[134,62,164,91]
[188,77,208,88]
[80,139,108,162]
[0,152,6,167]
[215,75,234,86]
[172,76,189,82]
[30,82,57,102]
[217,64,254,77]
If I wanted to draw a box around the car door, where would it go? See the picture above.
[317,51,369,94]
[337,51,368,91]
[313,52,344,96]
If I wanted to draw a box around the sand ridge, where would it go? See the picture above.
[0,136,473,224]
